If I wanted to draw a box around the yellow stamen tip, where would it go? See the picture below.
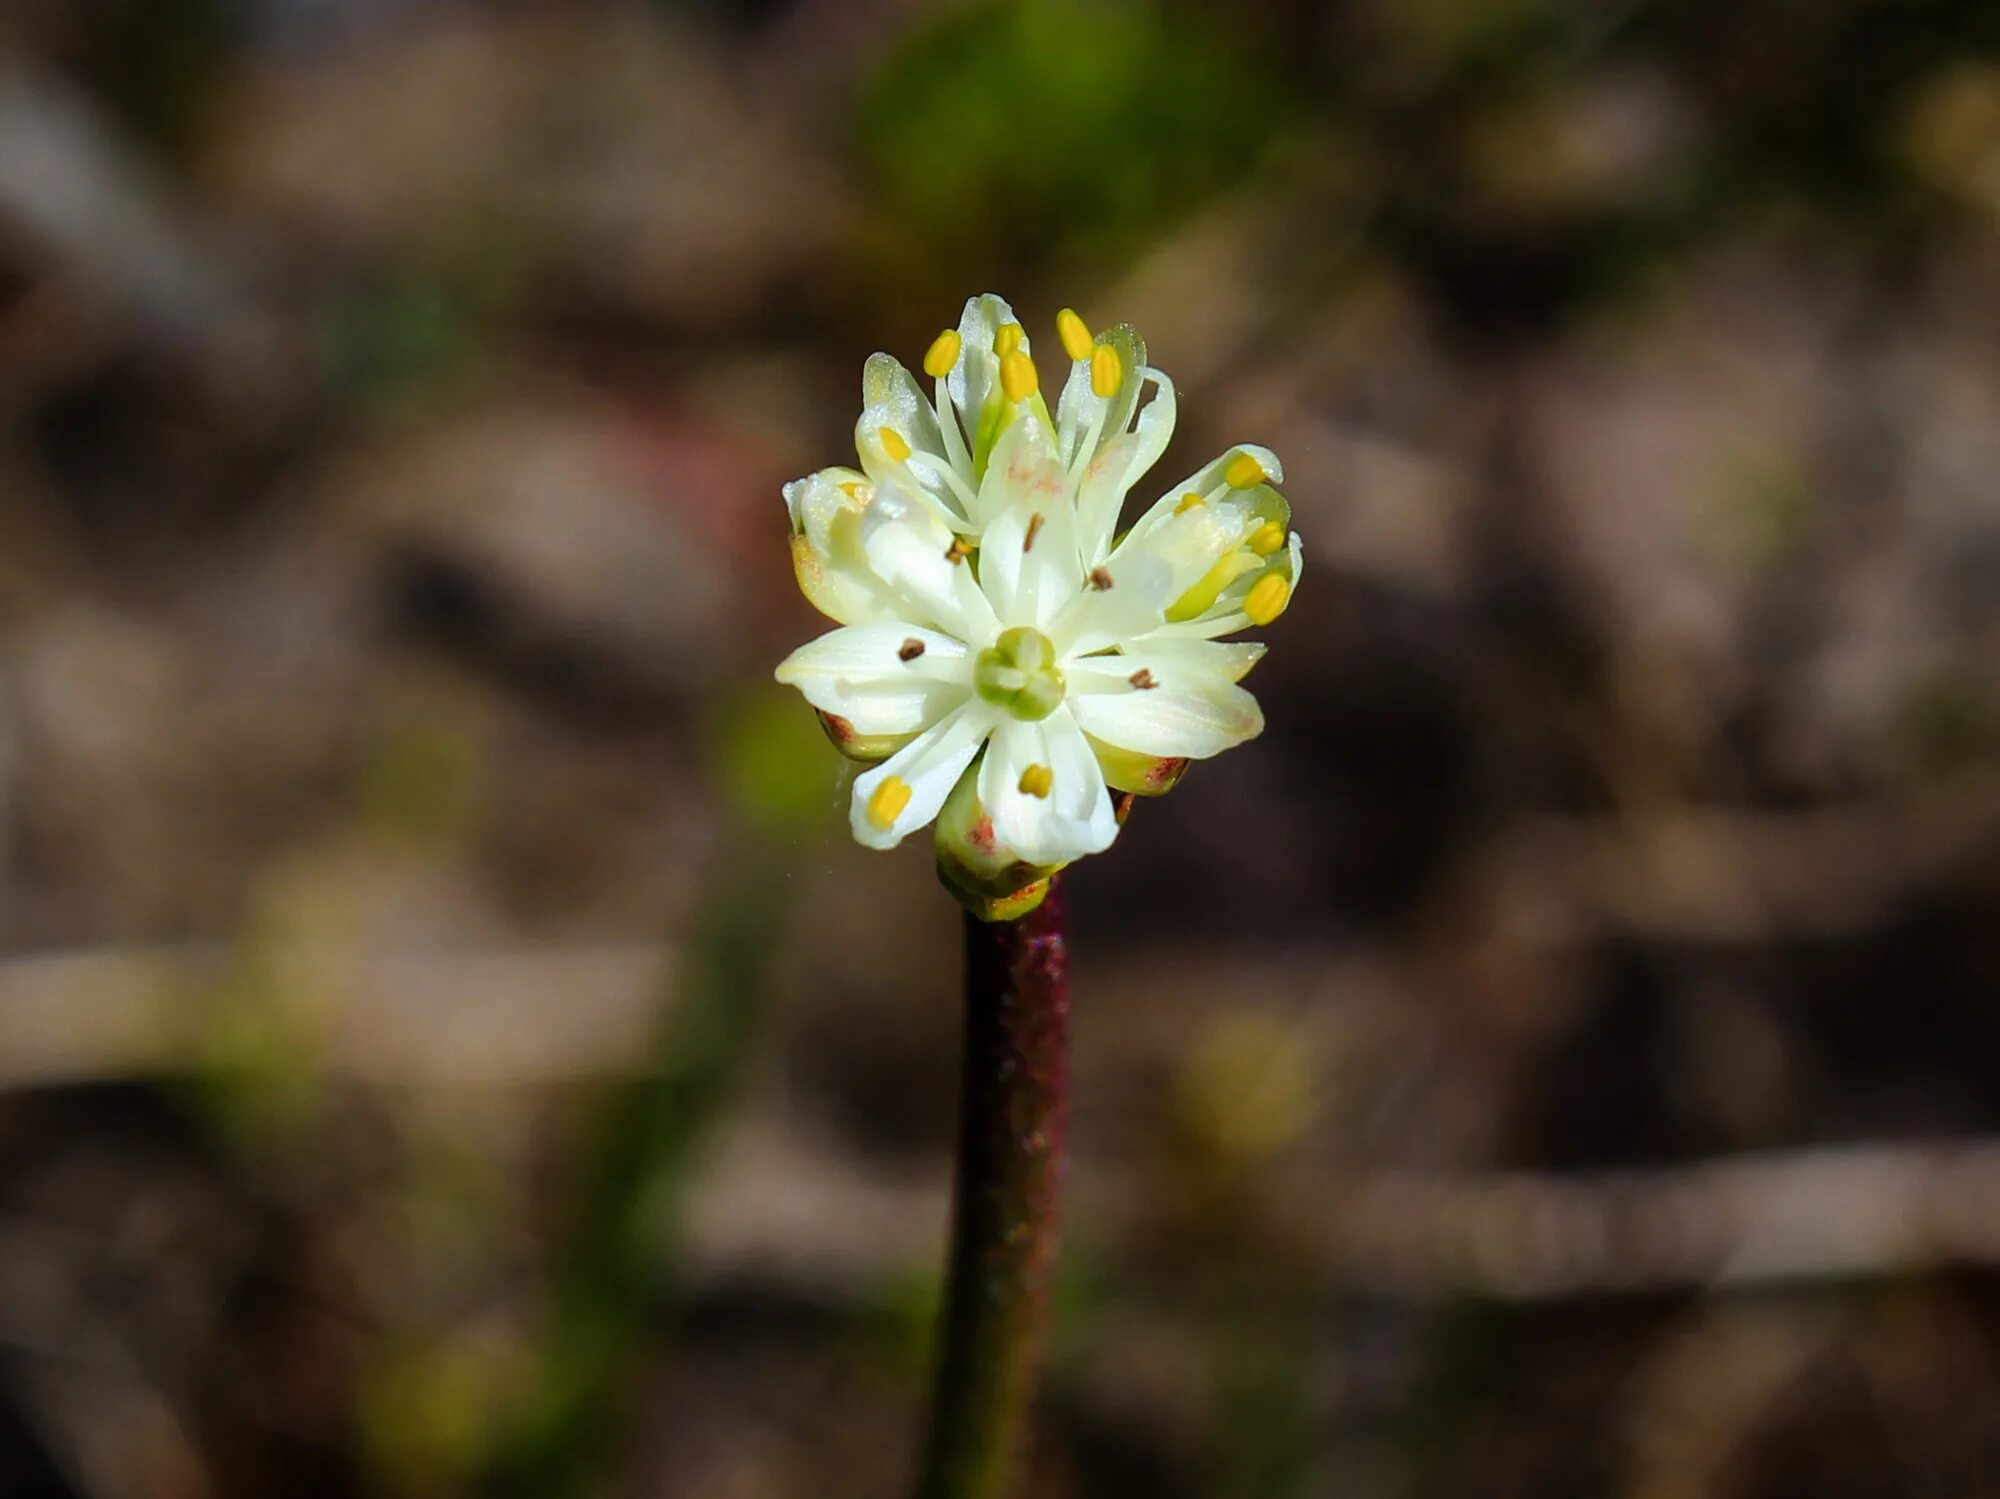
[1018,763,1053,799]
[1244,573,1291,626]
[1055,308,1092,362]
[999,350,1038,403]
[880,426,912,463]
[1174,491,1205,514]
[993,322,1024,357]
[923,329,961,379]
[1090,344,1122,398]
[1224,452,1266,489]
[866,775,912,829]
[1248,520,1286,556]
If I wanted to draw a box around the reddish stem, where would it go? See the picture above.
[912,878,1070,1499]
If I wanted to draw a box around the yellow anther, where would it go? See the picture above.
[1055,308,1092,362]
[993,322,1024,357]
[999,350,1038,403]
[839,481,862,498]
[1167,550,1261,622]
[1018,763,1053,799]
[1090,344,1122,398]
[1224,452,1266,489]
[1174,491,1205,514]
[1244,572,1291,626]
[880,426,912,462]
[1248,520,1286,555]
[923,329,961,379]
[866,775,913,829]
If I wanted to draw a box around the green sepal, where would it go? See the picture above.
[815,709,911,764]
[933,760,1065,919]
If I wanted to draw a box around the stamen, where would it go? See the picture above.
[1244,573,1291,625]
[866,776,912,829]
[1088,566,1114,590]
[1090,344,1122,398]
[880,426,912,463]
[1023,512,1045,552]
[898,638,926,661]
[1067,386,1109,477]
[1174,490,1205,514]
[994,322,1024,357]
[1018,763,1054,799]
[1248,521,1286,556]
[1167,550,1262,622]
[906,450,981,512]
[923,329,960,379]
[1000,350,1038,403]
[839,481,863,499]
[1224,452,1265,489]
[1128,668,1158,690]
[1056,309,1092,362]
[931,359,973,475]
[944,537,972,565]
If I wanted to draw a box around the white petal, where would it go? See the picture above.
[946,293,1023,458]
[1122,440,1285,549]
[774,624,969,735]
[850,704,994,850]
[974,417,1083,629]
[783,468,896,625]
[1108,637,1266,684]
[1068,654,1264,759]
[860,488,998,641]
[1044,709,1120,854]
[1051,495,1257,657]
[854,420,968,532]
[978,711,1117,865]
[1073,369,1176,563]
[1055,324,1147,469]
[862,353,945,458]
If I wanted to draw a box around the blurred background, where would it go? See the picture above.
[4,0,2000,1494]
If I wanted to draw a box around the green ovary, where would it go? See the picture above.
[974,626,1065,721]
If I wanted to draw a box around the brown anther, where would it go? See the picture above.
[1128,668,1158,690]
[1087,566,1114,590]
[1023,512,1045,552]
[944,537,972,565]
[898,638,926,661]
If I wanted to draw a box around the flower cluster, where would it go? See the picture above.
[776,294,1301,917]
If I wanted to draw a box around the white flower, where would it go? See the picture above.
[776,293,1302,904]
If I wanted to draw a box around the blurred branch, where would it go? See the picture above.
[684,1131,2000,1305]
[1496,771,2000,941]
[1325,1141,2000,1298]
[0,60,285,382]
[0,944,670,1088]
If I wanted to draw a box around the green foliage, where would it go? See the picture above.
[858,0,1291,266]
[706,684,843,837]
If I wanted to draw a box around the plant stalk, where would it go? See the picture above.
[912,878,1071,1499]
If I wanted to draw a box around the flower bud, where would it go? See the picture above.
[934,763,1063,921]
[1085,734,1190,797]
[815,709,910,764]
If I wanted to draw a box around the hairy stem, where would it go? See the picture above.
[912,878,1071,1499]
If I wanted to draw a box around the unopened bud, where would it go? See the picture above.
[934,764,1064,921]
